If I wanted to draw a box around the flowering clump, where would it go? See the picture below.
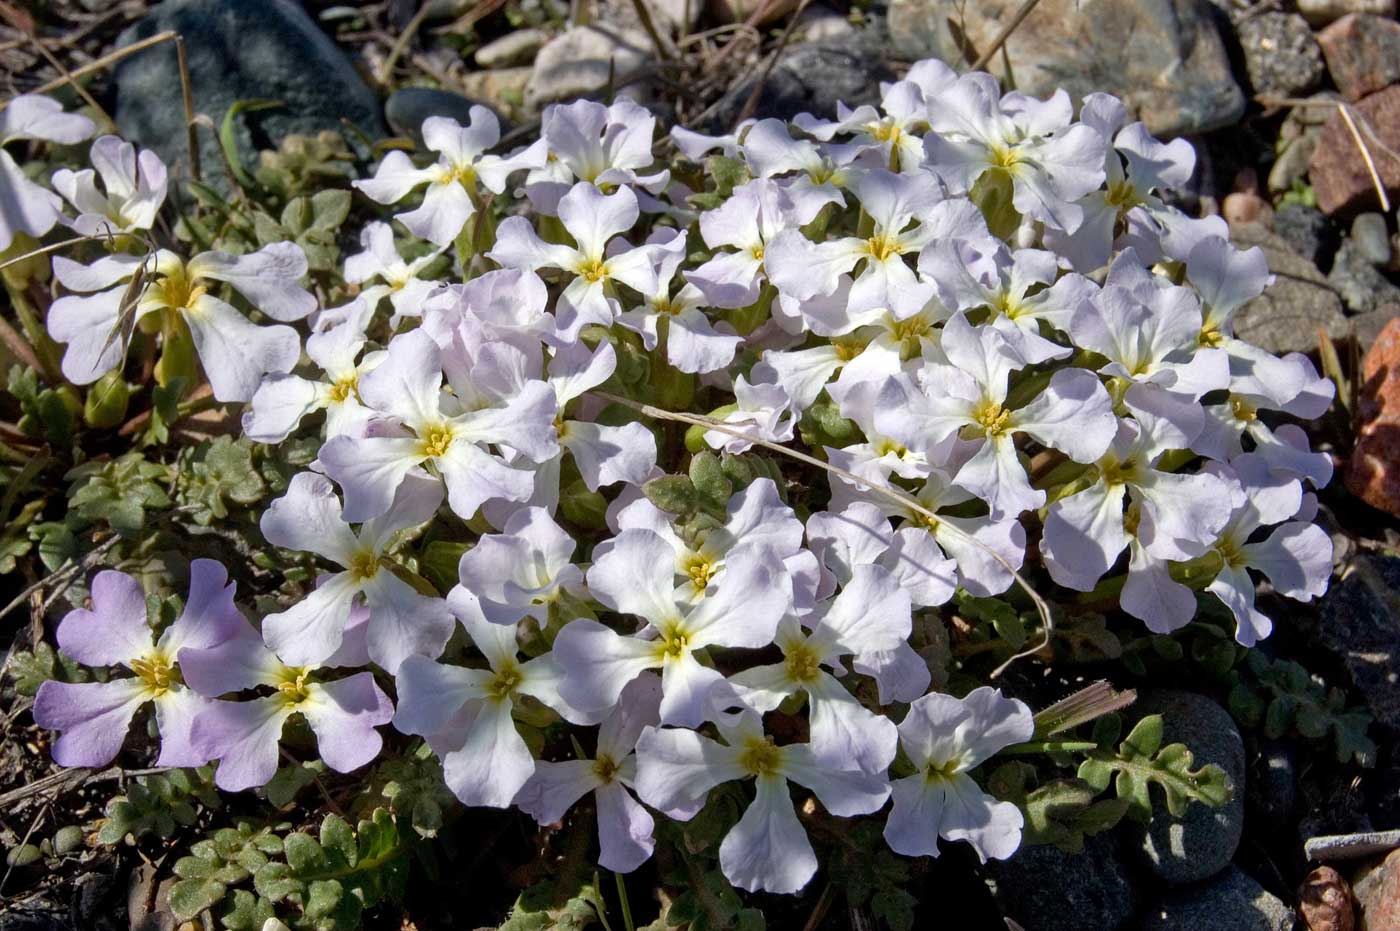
[7,59,1340,922]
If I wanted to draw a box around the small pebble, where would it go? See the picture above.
[1224,192,1275,228]
[1351,212,1392,265]
[474,28,549,68]
[1300,866,1355,931]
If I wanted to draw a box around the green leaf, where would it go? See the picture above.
[1078,714,1232,824]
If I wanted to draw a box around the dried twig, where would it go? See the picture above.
[592,392,1056,676]
[0,535,120,626]
[628,0,677,60]
[378,0,435,86]
[26,32,113,128]
[733,0,814,129]
[174,35,200,182]
[970,0,1044,72]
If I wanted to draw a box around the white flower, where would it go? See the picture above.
[619,228,742,374]
[553,528,790,726]
[48,243,314,401]
[52,135,167,237]
[525,98,669,214]
[393,611,595,808]
[884,687,1033,861]
[343,221,444,323]
[354,108,544,247]
[516,675,662,872]
[0,94,95,250]
[450,506,585,626]
[634,712,889,894]
[258,472,454,672]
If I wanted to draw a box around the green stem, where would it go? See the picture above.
[7,286,62,385]
[998,740,1100,755]
[614,871,635,931]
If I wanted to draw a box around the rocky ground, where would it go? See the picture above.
[6,0,1400,928]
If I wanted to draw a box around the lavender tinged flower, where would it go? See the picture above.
[33,561,245,767]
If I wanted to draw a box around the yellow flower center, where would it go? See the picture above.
[447,163,477,190]
[924,757,963,784]
[1215,536,1248,570]
[486,662,523,702]
[656,623,691,661]
[578,258,609,283]
[684,555,716,591]
[783,643,822,684]
[593,753,621,784]
[276,666,313,705]
[1105,178,1142,210]
[130,652,179,696]
[349,549,381,582]
[418,423,456,459]
[152,264,208,312]
[973,400,1012,437]
[1230,395,1257,423]
[1198,321,1224,348]
[737,736,783,777]
[749,244,765,261]
[890,315,931,343]
[864,234,901,263]
[1099,455,1141,487]
[870,120,903,144]
[833,337,864,362]
[328,376,358,404]
[875,437,907,458]
[990,146,1021,170]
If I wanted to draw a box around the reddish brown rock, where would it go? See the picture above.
[1224,191,1275,227]
[1345,317,1400,515]
[1300,866,1356,931]
[1353,848,1400,930]
[1318,14,1400,101]
[1309,86,1400,216]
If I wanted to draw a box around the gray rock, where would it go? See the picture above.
[1353,303,1400,348]
[1272,202,1338,268]
[1351,212,1392,265]
[1125,691,1244,886]
[794,5,858,41]
[525,23,653,108]
[385,88,502,145]
[459,67,532,117]
[1229,223,1349,354]
[1305,829,1400,861]
[1296,0,1395,27]
[987,832,1139,931]
[1329,239,1400,313]
[704,29,894,131]
[1315,556,1400,728]
[1238,13,1325,97]
[474,28,549,68]
[886,0,1243,136]
[1137,868,1297,931]
[113,0,385,182]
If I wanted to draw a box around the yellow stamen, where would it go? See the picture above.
[130,653,179,696]
[276,666,313,705]
[737,736,783,777]
[418,423,455,459]
[349,549,381,582]
[783,643,821,684]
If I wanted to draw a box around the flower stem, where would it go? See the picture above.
[614,871,635,931]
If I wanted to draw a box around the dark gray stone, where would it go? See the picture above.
[1136,868,1298,931]
[886,0,1243,136]
[986,832,1139,931]
[1329,239,1400,313]
[113,0,385,183]
[1315,555,1400,728]
[1238,13,1325,98]
[704,29,893,131]
[1126,691,1245,886]
[1351,212,1392,266]
[1272,202,1339,268]
[385,88,504,147]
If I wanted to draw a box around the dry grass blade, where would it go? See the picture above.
[1257,95,1394,212]
[628,0,678,60]
[98,248,155,359]
[593,391,1057,676]
[733,0,814,129]
[18,29,179,100]
[26,32,113,128]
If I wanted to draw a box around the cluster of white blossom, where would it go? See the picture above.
[13,59,1336,895]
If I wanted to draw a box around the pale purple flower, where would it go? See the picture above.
[51,135,167,237]
[516,675,662,872]
[185,611,392,791]
[354,109,544,247]
[883,687,1032,861]
[47,242,314,400]
[0,94,95,250]
[258,472,454,673]
[553,529,790,726]
[32,560,245,768]
[702,376,796,454]
[634,712,889,894]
